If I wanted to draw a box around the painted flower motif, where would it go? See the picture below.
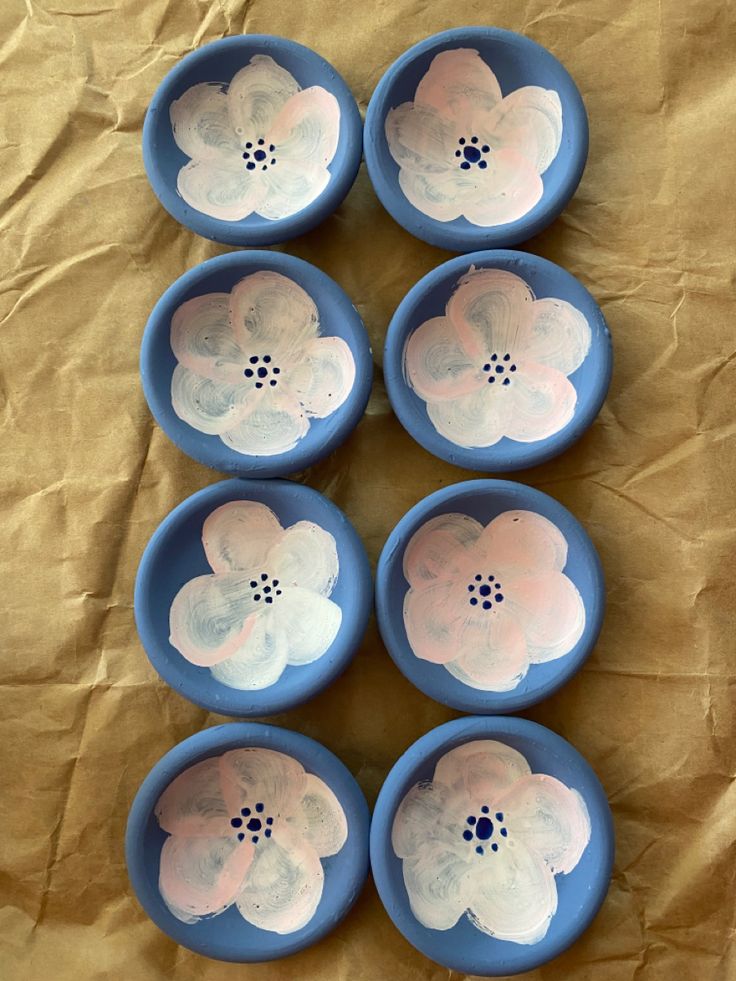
[170,270,355,456]
[402,509,585,691]
[386,48,563,226]
[156,748,348,933]
[169,500,342,689]
[170,55,340,221]
[404,268,591,447]
[393,740,591,944]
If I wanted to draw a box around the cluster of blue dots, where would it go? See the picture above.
[242,138,277,171]
[467,574,504,611]
[482,353,517,386]
[461,806,508,855]
[243,354,281,389]
[249,572,282,605]
[455,136,491,170]
[230,801,274,844]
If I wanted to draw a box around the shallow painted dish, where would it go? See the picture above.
[140,250,372,477]
[134,478,372,716]
[376,479,604,713]
[384,250,611,472]
[364,27,588,251]
[370,715,613,976]
[126,722,370,962]
[143,35,363,245]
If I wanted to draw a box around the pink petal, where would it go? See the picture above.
[476,510,569,576]
[496,774,591,874]
[506,572,585,663]
[170,83,243,168]
[414,49,502,118]
[426,385,510,449]
[459,148,544,227]
[476,86,563,175]
[155,758,231,837]
[267,86,340,167]
[170,292,246,384]
[446,267,533,363]
[522,298,592,376]
[227,55,300,142]
[228,270,319,358]
[257,159,331,220]
[445,608,530,691]
[288,336,356,418]
[176,160,266,222]
[159,835,253,921]
[220,386,310,457]
[403,579,466,665]
[433,740,531,801]
[385,102,458,174]
[467,837,557,944]
[220,747,307,815]
[397,167,474,222]
[501,360,578,442]
[401,842,473,931]
[404,316,484,402]
[170,365,251,436]
[403,512,483,587]
[202,500,283,574]
[168,574,261,667]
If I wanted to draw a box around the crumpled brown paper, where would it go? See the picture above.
[2,0,735,978]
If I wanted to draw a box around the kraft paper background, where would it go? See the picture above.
[2,0,734,978]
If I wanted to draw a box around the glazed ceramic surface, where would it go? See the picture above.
[141,250,372,477]
[370,716,613,976]
[364,28,588,251]
[135,479,372,716]
[144,35,363,245]
[376,479,604,713]
[126,723,370,962]
[384,250,611,472]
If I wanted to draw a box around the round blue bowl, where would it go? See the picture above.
[126,722,371,962]
[384,250,612,472]
[134,478,372,716]
[376,479,605,714]
[141,250,373,477]
[364,28,588,251]
[143,35,363,245]
[371,716,613,976]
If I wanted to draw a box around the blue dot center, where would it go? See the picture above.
[475,816,494,840]
[463,145,481,163]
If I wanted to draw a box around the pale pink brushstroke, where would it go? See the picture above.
[404,267,591,448]
[385,49,563,226]
[392,739,591,944]
[155,748,348,933]
[170,55,340,221]
[402,510,585,690]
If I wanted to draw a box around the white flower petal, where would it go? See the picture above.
[404,316,483,403]
[229,270,319,357]
[274,587,342,666]
[169,573,261,667]
[176,160,266,221]
[444,609,530,692]
[476,510,569,576]
[155,758,230,837]
[267,86,340,167]
[397,167,474,222]
[403,580,465,665]
[202,500,284,574]
[285,773,348,857]
[210,610,289,690]
[385,102,457,174]
[170,292,245,383]
[505,572,585,663]
[499,361,577,442]
[523,298,592,376]
[220,386,310,457]
[267,521,339,596]
[159,835,253,921]
[236,829,324,934]
[171,364,250,435]
[497,774,591,874]
[288,336,356,418]
[446,267,533,363]
[426,385,510,448]
[414,48,502,117]
[391,780,459,859]
[433,740,531,801]
[227,54,300,141]
[402,512,483,587]
[401,841,473,931]
[221,748,307,814]
[458,148,545,227]
[467,838,557,944]
[477,86,563,174]
[256,159,331,220]
[170,82,243,168]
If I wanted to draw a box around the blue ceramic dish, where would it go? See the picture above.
[143,35,363,245]
[384,250,612,472]
[135,478,372,716]
[364,28,588,251]
[371,716,613,976]
[376,479,604,714]
[141,250,372,477]
[126,722,370,962]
